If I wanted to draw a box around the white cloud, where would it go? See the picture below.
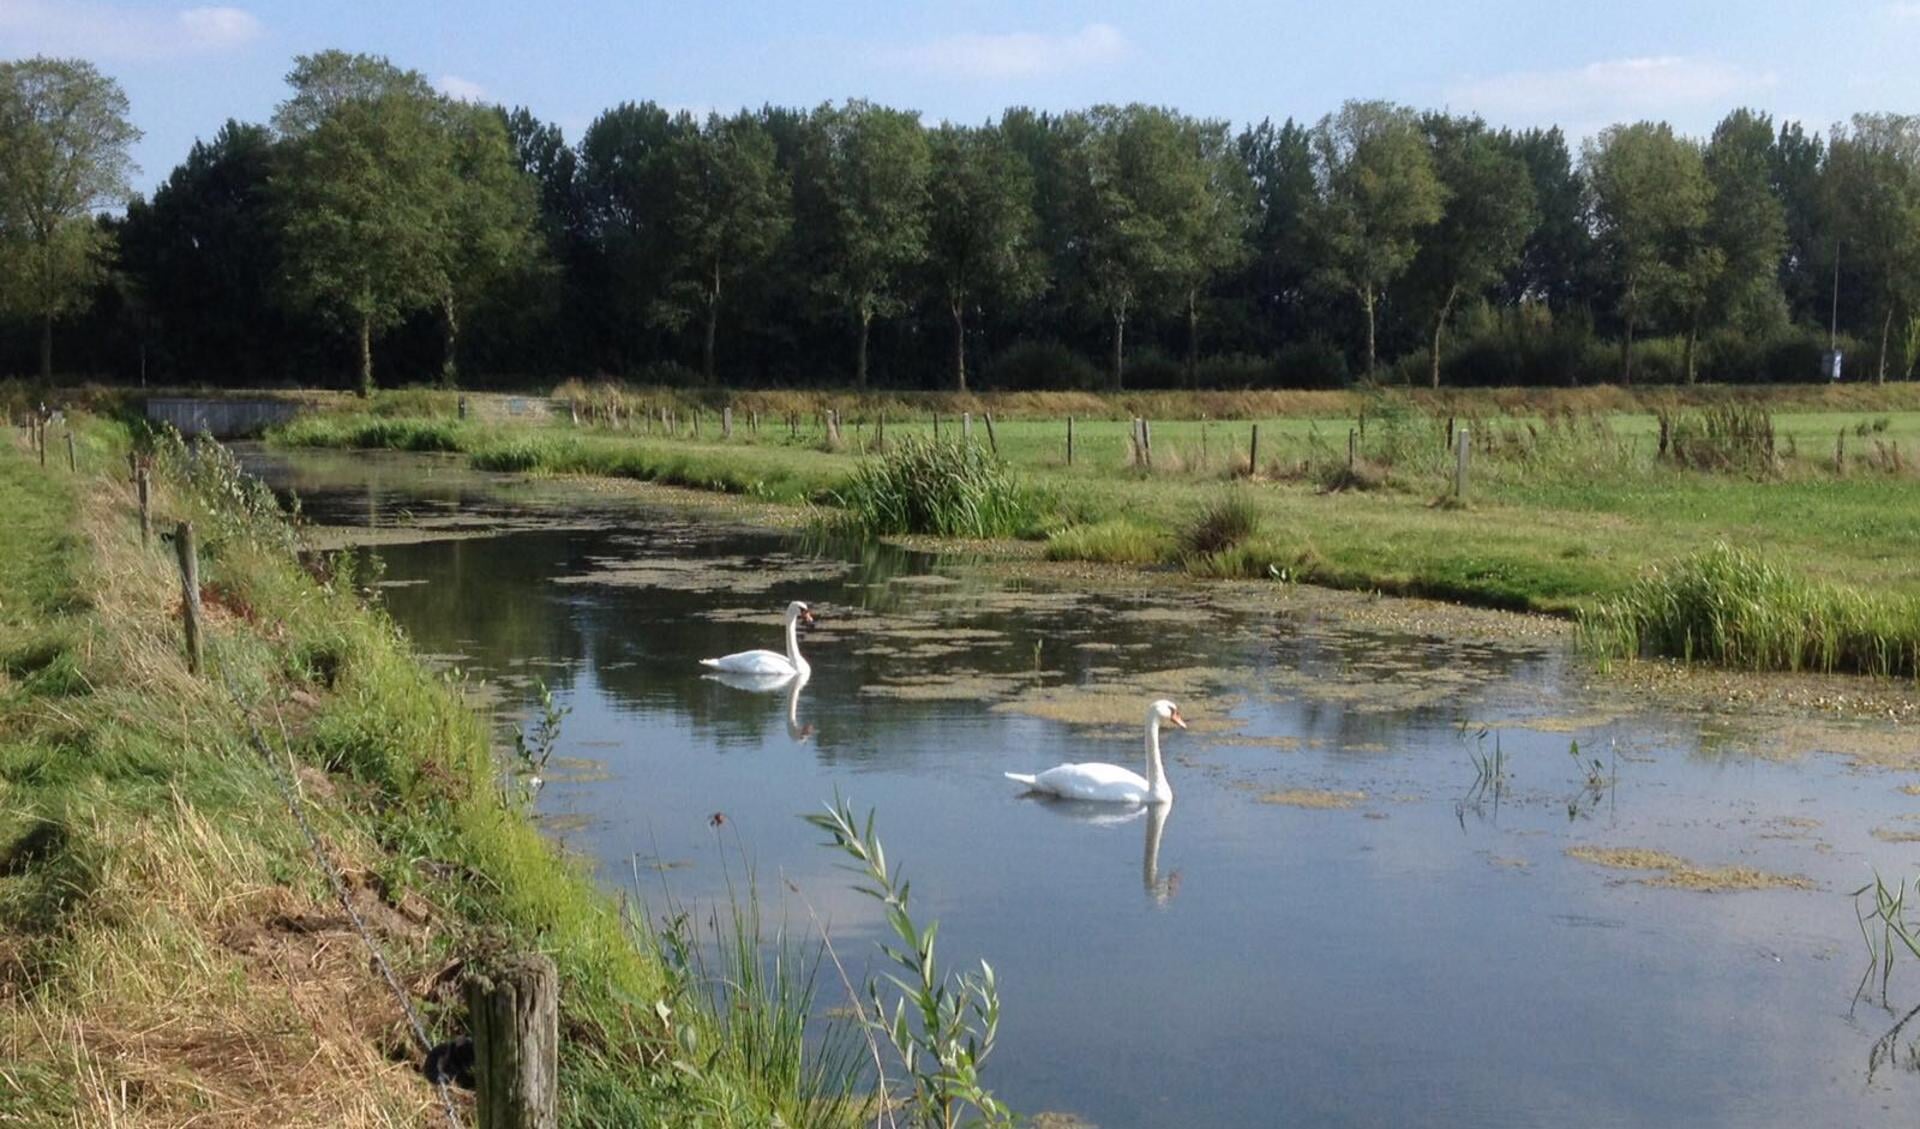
[435,74,487,103]
[1446,56,1775,130]
[874,22,1130,81]
[0,1,263,60]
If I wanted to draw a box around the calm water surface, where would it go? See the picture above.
[253,448,1920,1129]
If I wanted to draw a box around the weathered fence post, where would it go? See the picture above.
[875,412,886,450]
[932,410,940,440]
[65,431,76,472]
[1200,422,1208,464]
[136,467,151,547]
[962,411,973,444]
[127,450,138,482]
[1141,418,1153,468]
[458,396,469,420]
[174,521,203,676]
[37,419,46,468]
[750,409,759,435]
[982,411,998,455]
[1066,416,1075,466]
[1454,427,1470,500]
[468,953,558,1129]
[1446,415,1455,451]
[1347,428,1357,472]
[1248,424,1259,477]
[722,406,733,440]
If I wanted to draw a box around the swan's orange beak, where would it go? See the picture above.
[1169,709,1187,729]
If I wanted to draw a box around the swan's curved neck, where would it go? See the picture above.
[785,615,809,673]
[1144,716,1172,803]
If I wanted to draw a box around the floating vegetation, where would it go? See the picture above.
[1566,847,1813,892]
[1256,789,1366,809]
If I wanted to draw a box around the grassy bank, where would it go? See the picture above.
[272,388,1920,610]
[0,422,866,1125]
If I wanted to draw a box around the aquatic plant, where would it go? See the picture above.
[1579,544,1920,678]
[806,795,1012,1129]
[507,679,570,810]
[834,435,1037,539]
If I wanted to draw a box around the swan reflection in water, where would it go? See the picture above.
[703,670,815,743]
[1019,796,1180,905]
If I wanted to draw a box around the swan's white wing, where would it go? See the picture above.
[705,669,796,692]
[701,649,797,676]
[1026,762,1152,803]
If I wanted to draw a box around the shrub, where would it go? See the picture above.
[1193,353,1282,389]
[1121,348,1183,390]
[1177,490,1261,559]
[980,340,1102,391]
[1273,338,1350,389]
[834,435,1037,538]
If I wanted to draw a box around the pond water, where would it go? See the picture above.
[253,447,1920,1129]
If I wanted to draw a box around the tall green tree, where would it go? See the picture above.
[1704,109,1789,346]
[118,121,293,382]
[926,123,1043,391]
[1309,100,1446,378]
[1498,127,1594,311]
[1169,117,1253,384]
[1770,120,1828,329]
[802,100,930,387]
[1410,114,1536,387]
[0,57,140,380]
[1236,117,1317,344]
[1584,121,1712,384]
[437,103,541,386]
[1826,114,1920,383]
[272,52,455,394]
[653,112,790,383]
[1063,104,1211,389]
[578,101,684,370]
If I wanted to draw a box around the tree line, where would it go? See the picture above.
[6,50,1920,392]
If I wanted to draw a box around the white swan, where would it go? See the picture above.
[1004,698,1184,804]
[700,601,814,679]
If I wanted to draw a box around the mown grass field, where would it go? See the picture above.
[0,420,870,1126]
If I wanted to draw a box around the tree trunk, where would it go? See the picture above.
[357,313,374,398]
[440,293,460,389]
[1879,303,1894,385]
[1185,290,1199,387]
[1683,313,1699,385]
[1110,307,1127,391]
[703,260,721,384]
[854,307,871,389]
[1361,287,1377,379]
[39,312,52,383]
[1620,313,1635,387]
[951,299,967,393]
[1430,284,1459,390]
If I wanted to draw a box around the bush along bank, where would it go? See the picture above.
[0,420,893,1126]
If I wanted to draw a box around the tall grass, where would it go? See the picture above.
[274,413,466,452]
[1580,544,1920,677]
[833,435,1037,538]
[1177,490,1261,559]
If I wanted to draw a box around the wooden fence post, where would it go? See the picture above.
[1141,418,1153,469]
[65,431,76,472]
[750,409,759,435]
[1454,427,1470,500]
[127,449,138,483]
[932,411,940,440]
[569,400,579,427]
[37,420,46,468]
[1347,428,1357,472]
[468,953,558,1129]
[962,411,973,444]
[174,521,203,676]
[1066,416,1075,466]
[983,411,998,455]
[722,406,733,440]
[1248,424,1259,477]
[137,467,151,547]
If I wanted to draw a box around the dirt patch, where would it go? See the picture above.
[1256,789,1366,809]
[1872,827,1920,843]
[1566,846,1814,891]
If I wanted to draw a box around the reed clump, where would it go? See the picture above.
[1177,490,1261,560]
[834,435,1037,538]
[1580,543,1920,677]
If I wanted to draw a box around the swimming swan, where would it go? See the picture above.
[699,601,814,679]
[1004,698,1184,804]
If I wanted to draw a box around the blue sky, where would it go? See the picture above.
[2,0,1915,195]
